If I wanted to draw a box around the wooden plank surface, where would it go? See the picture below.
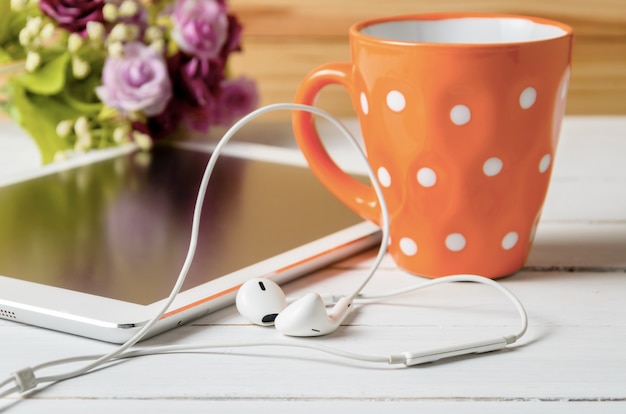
[1,116,625,413]
[228,0,626,116]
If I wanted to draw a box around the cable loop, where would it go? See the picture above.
[0,104,528,398]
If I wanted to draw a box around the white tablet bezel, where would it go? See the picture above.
[0,142,381,343]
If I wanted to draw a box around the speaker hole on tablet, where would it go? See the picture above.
[0,309,17,319]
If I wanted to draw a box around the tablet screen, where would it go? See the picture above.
[0,145,363,305]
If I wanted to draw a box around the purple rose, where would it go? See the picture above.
[221,14,243,59]
[213,76,259,126]
[177,55,222,107]
[142,100,185,140]
[39,0,104,35]
[96,42,172,117]
[171,0,229,59]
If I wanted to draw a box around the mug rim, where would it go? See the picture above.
[351,13,573,47]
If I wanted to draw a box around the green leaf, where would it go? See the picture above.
[0,8,27,62]
[14,52,70,95]
[0,2,13,41]
[8,78,78,163]
[0,49,12,63]
[60,71,103,113]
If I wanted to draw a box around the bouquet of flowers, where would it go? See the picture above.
[1,0,258,163]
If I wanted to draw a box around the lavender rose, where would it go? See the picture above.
[171,0,229,59]
[96,42,172,117]
[39,0,104,35]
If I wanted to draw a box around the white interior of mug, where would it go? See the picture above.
[360,17,567,44]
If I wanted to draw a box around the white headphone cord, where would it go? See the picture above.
[0,103,527,398]
[2,271,528,400]
[0,103,390,397]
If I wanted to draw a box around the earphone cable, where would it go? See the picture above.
[356,274,528,342]
[0,103,390,396]
[0,379,18,399]
[0,103,529,398]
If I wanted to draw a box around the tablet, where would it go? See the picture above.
[0,141,380,343]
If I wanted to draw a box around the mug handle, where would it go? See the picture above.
[292,62,381,225]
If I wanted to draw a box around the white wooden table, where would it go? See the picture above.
[1,116,625,413]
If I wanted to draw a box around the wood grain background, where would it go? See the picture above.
[228,0,626,118]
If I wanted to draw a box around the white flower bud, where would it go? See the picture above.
[10,0,28,11]
[86,21,105,42]
[73,116,90,136]
[133,132,153,150]
[39,23,55,40]
[72,57,90,79]
[74,132,93,152]
[67,32,84,53]
[56,120,74,138]
[21,28,41,47]
[113,126,130,144]
[103,3,119,22]
[150,39,165,53]
[25,17,43,33]
[145,26,163,42]
[18,28,33,46]
[118,0,139,17]
[24,51,41,72]
[108,24,128,42]
[53,151,71,163]
[107,42,124,57]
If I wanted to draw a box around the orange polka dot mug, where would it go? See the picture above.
[292,13,573,278]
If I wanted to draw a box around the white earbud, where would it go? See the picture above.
[236,278,287,326]
[274,293,352,337]
[236,278,353,337]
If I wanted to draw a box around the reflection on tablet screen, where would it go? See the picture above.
[0,145,363,305]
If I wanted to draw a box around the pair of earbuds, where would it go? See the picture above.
[236,277,352,337]
[229,105,528,359]
[234,275,529,365]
